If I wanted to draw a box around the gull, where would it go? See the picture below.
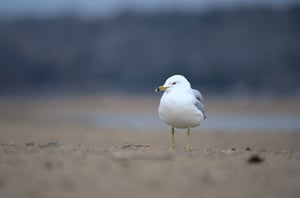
[155,75,206,150]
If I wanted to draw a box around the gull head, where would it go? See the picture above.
[155,75,191,92]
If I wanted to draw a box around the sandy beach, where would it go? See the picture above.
[0,95,299,198]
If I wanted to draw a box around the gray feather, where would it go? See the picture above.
[192,89,206,119]
[192,89,203,102]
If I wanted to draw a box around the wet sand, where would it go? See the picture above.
[0,96,299,198]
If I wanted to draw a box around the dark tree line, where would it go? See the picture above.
[0,5,299,95]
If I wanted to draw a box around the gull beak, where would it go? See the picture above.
[155,85,168,92]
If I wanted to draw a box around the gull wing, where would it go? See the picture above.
[192,89,206,119]
[192,89,203,102]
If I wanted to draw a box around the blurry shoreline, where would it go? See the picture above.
[0,94,299,133]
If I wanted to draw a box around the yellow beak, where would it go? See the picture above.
[155,85,168,92]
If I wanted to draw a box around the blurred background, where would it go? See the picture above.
[0,0,300,95]
[0,0,300,133]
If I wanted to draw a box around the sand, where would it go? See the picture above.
[0,95,299,198]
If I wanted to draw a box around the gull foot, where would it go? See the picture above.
[184,146,191,152]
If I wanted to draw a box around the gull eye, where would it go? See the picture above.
[172,82,176,85]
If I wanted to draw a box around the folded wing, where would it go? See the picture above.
[192,89,206,120]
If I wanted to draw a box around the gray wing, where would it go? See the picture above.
[192,89,203,102]
[192,89,206,119]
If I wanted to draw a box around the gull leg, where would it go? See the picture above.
[170,127,175,149]
[185,127,191,151]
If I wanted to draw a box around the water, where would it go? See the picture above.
[53,111,300,132]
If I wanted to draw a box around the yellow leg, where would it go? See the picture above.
[170,127,175,149]
[185,127,191,151]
